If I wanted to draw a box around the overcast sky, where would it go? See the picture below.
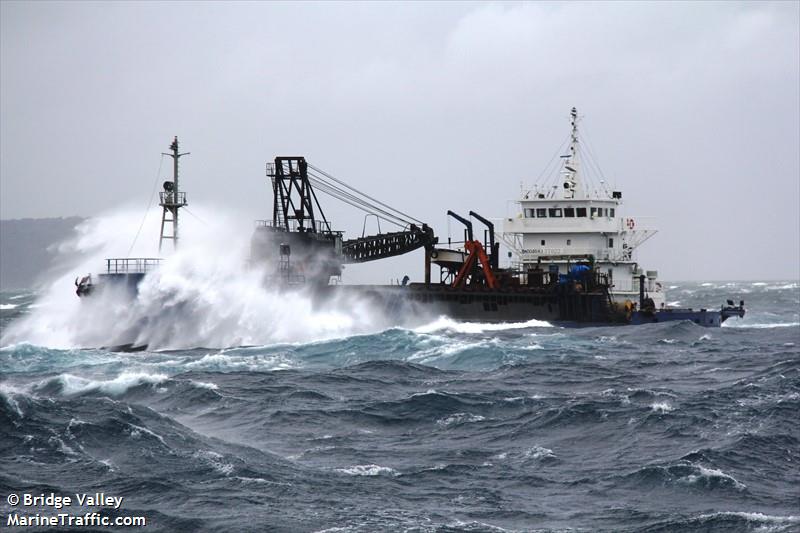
[1,1,798,281]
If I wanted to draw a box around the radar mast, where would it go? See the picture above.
[562,107,581,199]
[159,136,189,251]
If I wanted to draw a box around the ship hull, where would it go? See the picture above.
[320,283,621,324]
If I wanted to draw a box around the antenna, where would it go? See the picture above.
[561,107,580,199]
[159,136,189,251]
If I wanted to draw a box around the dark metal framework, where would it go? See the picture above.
[268,157,331,234]
[342,225,435,264]
[159,137,189,251]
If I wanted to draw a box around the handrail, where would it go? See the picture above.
[103,258,162,274]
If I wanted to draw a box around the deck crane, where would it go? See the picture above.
[250,157,437,286]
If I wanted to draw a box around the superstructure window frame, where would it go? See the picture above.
[564,207,575,217]
[548,208,563,218]
[524,208,535,218]
[536,208,547,218]
[576,207,587,217]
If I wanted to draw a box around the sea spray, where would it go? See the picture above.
[0,205,400,350]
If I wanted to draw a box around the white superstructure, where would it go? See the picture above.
[499,108,665,307]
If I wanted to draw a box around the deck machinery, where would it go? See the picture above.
[249,156,625,324]
[250,157,436,286]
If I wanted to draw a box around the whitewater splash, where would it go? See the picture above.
[414,316,553,335]
[0,206,409,350]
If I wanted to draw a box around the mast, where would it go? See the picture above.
[562,107,580,199]
[159,136,189,251]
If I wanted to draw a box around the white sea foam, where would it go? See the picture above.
[190,380,219,390]
[410,388,440,398]
[48,435,79,457]
[764,282,798,290]
[127,423,167,446]
[335,464,399,476]
[194,450,234,476]
[523,446,555,460]
[0,383,27,417]
[0,303,17,310]
[680,465,747,490]
[42,372,168,396]
[695,511,799,526]
[436,412,486,427]
[406,339,492,365]
[414,316,553,334]
[444,519,511,532]
[650,402,674,413]
[723,322,800,329]
[185,352,295,372]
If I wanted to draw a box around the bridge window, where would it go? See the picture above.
[567,239,571,246]
[524,208,535,218]
[548,208,562,218]
[608,237,614,248]
[541,239,546,245]
[576,207,587,217]
[610,208,615,217]
[564,207,575,217]
[590,207,598,218]
[536,208,547,218]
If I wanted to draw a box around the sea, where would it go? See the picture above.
[1,280,798,532]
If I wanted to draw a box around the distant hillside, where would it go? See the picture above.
[0,217,85,289]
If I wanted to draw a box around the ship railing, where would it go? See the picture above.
[103,258,163,275]
[159,191,187,207]
[255,218,338,234]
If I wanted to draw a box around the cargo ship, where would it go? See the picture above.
[77,114,745,328]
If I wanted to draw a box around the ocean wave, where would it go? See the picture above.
[764,282,799,291]
[672,511,800,532]
[0,382,26,417]
[621,462,747,492]
[127,423,167,446]
[193,450,235,476]
[414,316,553,334]
[522,445,555,461]
[185,351,296,372]
[679,465,746,490]
[650,401,674,413]
[34,371,168,396]
[335,464,399,477]
[0,303,18,310]
[723,322,800,329]
[436,412,486,427]
[190,380,219,390]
